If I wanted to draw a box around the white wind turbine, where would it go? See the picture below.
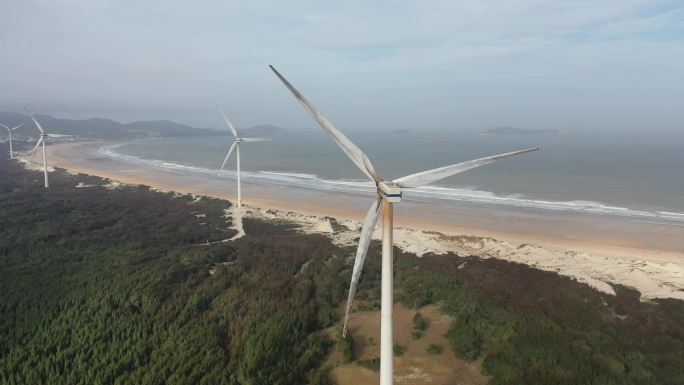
[217,108,269,207]
[1,122,23,159]
[25,108,73,188]
[270,65,538,385]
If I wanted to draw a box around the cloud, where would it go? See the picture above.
[0,0,682,132]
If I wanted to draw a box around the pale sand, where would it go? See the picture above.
[224,206,246,242]
[19,141,684,300]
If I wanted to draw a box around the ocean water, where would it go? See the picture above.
[99,129,684,224]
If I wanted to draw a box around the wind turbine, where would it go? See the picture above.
[217,107,268,207]
[1,122,23,159]
[270,65,538,385]
[25,108,73,188]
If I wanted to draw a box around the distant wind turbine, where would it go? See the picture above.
[25,108,73,188]
[1,122,23,159]
[217,107,269,207]
[270,65,538,385]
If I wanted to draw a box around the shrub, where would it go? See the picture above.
[427,344,443,355]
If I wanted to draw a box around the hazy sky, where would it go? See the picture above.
[1,0,682,132]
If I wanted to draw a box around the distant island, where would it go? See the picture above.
[390,128,412,134]
[238,124,286,137]
[484,127,558,135]
[0,112,223,140]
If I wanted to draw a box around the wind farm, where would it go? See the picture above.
[2,1,684,385]
[3,105,684,385]
[3,73,684,385]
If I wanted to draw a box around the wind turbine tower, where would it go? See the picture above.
[270,65,538,385]
[1,122,23,159]
[217,108,269,207]
[25,108,73,188]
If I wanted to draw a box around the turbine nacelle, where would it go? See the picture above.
[378,181,402,203]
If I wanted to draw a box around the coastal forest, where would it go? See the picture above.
[1,141,683,385]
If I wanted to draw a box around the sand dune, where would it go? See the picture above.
[246,205,684,300]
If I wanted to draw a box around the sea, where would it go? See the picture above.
[98,129,684,225]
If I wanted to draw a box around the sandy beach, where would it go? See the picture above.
[22,141,684,300]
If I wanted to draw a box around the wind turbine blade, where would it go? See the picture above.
[343,197,383,337]
[217,107,239,139]
[45,134,74,138]
[240,137,270,142]
[31,137,44,154]
[220,141,237,170]
[0,123,8,131]
[394,148,539,188]
[269,65,381,183]
[24,108,45,134]
[10,123,23,131]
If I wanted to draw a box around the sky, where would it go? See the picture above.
[1,0,682,132]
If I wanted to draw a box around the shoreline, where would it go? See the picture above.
[21,140,684,300]
[43,141,684,259]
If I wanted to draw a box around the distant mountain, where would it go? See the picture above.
[238,124,286,137]
[485,127,558,135]
[0,112,222,139]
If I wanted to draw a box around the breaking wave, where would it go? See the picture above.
[99,143,684,224]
